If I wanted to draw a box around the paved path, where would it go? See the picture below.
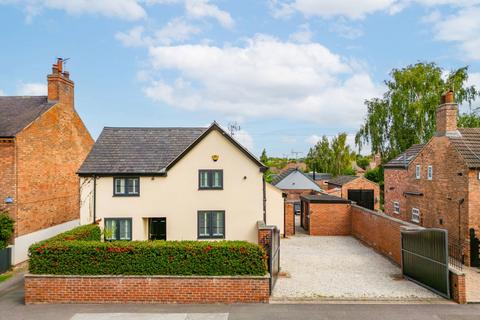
[2,277,480,320]
[272,235,441,301]
[465,266,480,302]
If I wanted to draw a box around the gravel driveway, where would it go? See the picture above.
[271,235,442,301]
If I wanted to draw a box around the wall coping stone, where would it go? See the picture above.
[25,273,270,280]
[352,204,423,229]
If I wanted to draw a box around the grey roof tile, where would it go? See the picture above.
[327,175,359,186]
[0,96,55,137]
[451,128,480,169]
[384,144,425,169]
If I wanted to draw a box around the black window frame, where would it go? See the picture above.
[113,177,140,196]
[198,170,223,190]
[197,210,225,239]
[104,218,133,241]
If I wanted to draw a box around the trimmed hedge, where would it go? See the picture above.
[29,226,267,276]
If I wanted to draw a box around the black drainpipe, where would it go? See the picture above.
[262,175,267,223]
[93,174,97,224]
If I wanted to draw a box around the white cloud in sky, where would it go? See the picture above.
[289,24,313,43]
[116,19,201,47]
[233,129,254,151]
[185,0,234,28]
[143,35,382,128]
[17,83,47,95]
[0,89,4,96]
[0,0,147,21]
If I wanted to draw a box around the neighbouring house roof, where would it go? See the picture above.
[78,122,266,175]
[0,96,55,137]
[383,144,425,169]
[305,172,332,181]
[271,168,321,191]
[327,175,359,187]
[450,128,480,169]
[301,193,350,204]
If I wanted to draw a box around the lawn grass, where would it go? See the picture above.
[0,273,12,282]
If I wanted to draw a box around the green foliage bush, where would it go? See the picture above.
[29,226,267,276]
[0,212,14,250]
[48,224,101,242]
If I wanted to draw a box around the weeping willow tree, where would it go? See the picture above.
[355,62,479,161]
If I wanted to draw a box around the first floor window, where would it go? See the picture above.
[199,170,223,189]
[427,165,433,180]
[105,218,132,240]
[411,208,420,223]
[114,177,139,196]
[393,201,400,214]
[415,165,421,179]
[198,211,225,239]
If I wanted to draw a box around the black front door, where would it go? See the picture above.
[150,218,166,240]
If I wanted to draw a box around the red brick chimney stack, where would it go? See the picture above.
[47,58,74,106]
[436,89,458,136]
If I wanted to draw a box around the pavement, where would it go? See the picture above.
[2,275,480,320]
[272,234,440,301]
[465,266,480,303]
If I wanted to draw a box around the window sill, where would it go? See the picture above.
[112,194,140,197]
[198,188,224,191]
[198,236,225,240]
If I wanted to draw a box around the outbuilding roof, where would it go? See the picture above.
[301,193,350,204]
[327,175,359,187]
[78,122,266,175]
[0,96,55,137]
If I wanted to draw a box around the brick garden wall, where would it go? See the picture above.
[24,274,270,304]
[284,201,295,236]
[449,270,466,304]
[308,203,351,236]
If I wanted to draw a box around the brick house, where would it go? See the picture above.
[0,59,94,263]
[384,91,480,266]
[77,122,285,242]
[327,175,380,210]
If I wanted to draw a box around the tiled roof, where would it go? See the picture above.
[301,193,350,204]
[451,128,480,169]
[78,123,265,175]
[384,144,425,169]
[327,175,359,186]
[270,168,296,185]
[306,172,332,180]
[0,96,55,137]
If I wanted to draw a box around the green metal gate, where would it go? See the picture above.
[401,229,450,298]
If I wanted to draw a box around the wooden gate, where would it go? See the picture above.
[268,227,280,291]
[401,228,450,298]
[347,189,374,210]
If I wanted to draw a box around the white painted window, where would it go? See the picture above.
[427,165,433,180]
[411,208,420,223]
[393,201,400,214]
[415,165,421,179]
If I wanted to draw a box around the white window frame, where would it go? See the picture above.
[415,165,421,180]
[427,165,433,180]
[393,201,400,214]
[411,208,420,223]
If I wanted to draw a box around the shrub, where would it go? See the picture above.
[49,224,101,242]
[0,212,14,250]
[29,240,267,276]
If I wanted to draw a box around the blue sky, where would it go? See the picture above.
[0,0,479,157]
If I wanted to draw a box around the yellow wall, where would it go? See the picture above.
[80,129,284,242]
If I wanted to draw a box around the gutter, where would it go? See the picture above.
[93,175,96,225]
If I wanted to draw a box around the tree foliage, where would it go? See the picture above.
[306,133,355,176]
[356,62,479,161]
[0,212,14,250]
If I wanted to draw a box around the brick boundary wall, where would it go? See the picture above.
[351,204,423,265]
[309,203,351,236]
[284,201,295,237]
[24,274,270,304]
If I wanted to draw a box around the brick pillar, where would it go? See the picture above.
[450,270,466,304]
[284,201,295,237]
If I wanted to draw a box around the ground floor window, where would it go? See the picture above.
[411,208,420,223]
[105,218,132,240]
[198,211,225,239]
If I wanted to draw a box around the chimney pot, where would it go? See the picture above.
[57,58,63,73]
[445,90,454,103]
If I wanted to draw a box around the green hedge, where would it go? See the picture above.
[0,213,14,250]
[29,225,267,276]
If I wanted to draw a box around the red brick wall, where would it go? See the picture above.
[24,274,270,304]
[308,203,351,236]
[384,168,409,221]
[0,140,16,225]
[449,270,466,304]
[351,205,421,265]
[284,201,295,236]
[14,100,93,237]
[283,189,316,201]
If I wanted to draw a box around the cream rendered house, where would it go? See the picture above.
[78,122,284,243]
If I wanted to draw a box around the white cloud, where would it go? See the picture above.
[0,89,4,96]
[17,83,47,95]
[233,129,254,151]
[185,0,234,28]
[289,24,313,43]
[116,19,201,47]
[329,19,363,39]
[143,35,382,128]
[1,0,147,21]
[428,6,480,61]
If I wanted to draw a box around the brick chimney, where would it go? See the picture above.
[436,90,459,137]
[47,58,74,106]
